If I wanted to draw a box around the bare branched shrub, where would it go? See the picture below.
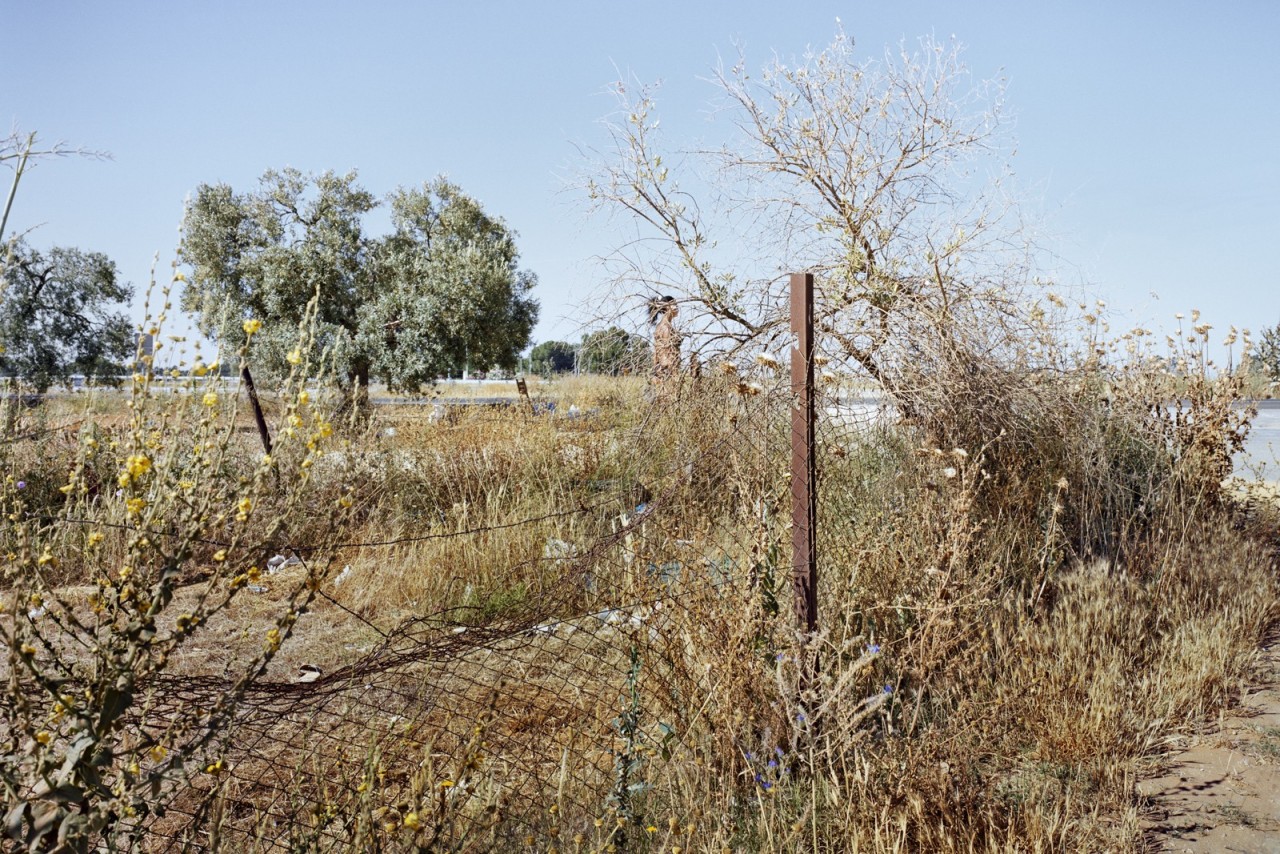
[584,29,1041,426]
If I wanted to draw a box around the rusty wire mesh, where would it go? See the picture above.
[75,375,809,852]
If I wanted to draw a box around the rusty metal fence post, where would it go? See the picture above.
[790,272,817,642]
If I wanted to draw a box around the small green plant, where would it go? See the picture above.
[605,646,647,848]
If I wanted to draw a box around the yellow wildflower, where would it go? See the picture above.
[242,318,262,335]
[126,498,146,516]
[286,349,302,365]
[202,391,218,407]
[403,813,421,830]
[298,390,309,405]
[35,731,51,746]
[125,454,152,479]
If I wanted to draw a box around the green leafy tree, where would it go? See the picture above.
[579,327,651,375]
[179,168,374,384]
[0,241,134,391]
[178,169,537,392]
[356,180,538,386]
[529,340,576,374]
[1255,321,1280,381]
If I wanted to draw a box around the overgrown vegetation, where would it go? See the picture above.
[4,27,1277,854]
[0,279,1275,850]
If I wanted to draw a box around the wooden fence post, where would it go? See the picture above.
[241,365,273,457]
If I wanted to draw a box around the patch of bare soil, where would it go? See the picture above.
[1141,643,1280,853]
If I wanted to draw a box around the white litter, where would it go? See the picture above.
[543,538,576,562]
[266,554,300,574]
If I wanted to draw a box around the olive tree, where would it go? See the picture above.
[1255,321,1280,381]
[355,180,539,388]
[179,169,537,393]
[586,29,1042,417]
[0,241,134,391]
[530,340,576,374]
[579,327,651,376]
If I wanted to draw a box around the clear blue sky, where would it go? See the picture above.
[4,1,1278,349]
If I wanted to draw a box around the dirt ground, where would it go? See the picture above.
[1141,642,1280,852]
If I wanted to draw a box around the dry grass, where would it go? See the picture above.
[2,331,1278,851]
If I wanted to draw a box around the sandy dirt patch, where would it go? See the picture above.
[1141,643,1280,852]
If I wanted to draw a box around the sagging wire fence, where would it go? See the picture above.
[2,275,896,851]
